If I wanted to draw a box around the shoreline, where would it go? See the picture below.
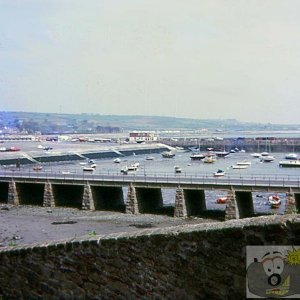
[0,204,217,248]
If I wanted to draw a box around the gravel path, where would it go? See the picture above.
[0,204,217,248]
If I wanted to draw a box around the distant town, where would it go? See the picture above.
[1,111,300,136]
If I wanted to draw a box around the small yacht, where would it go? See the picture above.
[216,197,227,204]
[83,166,95,172]
[202,156,216,163]
[236,161,251,166]
[190,153,205,160]
[260,155,275,162]
[146,156,155,160]
[268,195,281,208]
[174,166,182,173]
[215,151,230,157]
[127,162,140,171]
[33,165,43,171]
[279,160,300,167]
[260,152,269,157]
[231,164,248,169]
[285,153,298,160]
[213,169,225,177]
[162,151,175,158]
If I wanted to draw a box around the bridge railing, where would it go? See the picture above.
[1,168,300,188]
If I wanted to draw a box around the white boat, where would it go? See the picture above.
[251,153,261,158]
[127,162,139,171]
[268,195,281,208]
[260,152,269,156]
[236,161,251,166]
[285,153,298,160]
[190,153,205,160]
[83,166,95,172]
[33,165,43,171]
[231,164,248,169]
[120,166,128,174]
[146,156,155,160]
[279,160,300,167]
[113,158,121,163]
[215,151,230,157]
[202,156,216,163]
[162,151,175,158]
[174,166,182,173]
[213,169,225,177]
[260,155,275,162]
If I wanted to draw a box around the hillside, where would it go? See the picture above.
[0,111,299,134]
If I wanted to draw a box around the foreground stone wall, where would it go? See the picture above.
[1,215,300,299]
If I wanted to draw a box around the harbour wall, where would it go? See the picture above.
[163,137,300,153]
[0,144,170,166]
[1,215,300,299]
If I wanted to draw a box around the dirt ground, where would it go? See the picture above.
[0,204,217,248]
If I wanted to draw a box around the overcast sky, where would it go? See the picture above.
[1,0,300,124]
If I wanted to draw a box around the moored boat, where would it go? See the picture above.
[251,153,261,158]
[213,169,225,177]
[285,153,298,160]
[260,152,269,157]
[33,165,43,171]
[174,166,182,173]
[279,160,300,167]
[83,166,95,172]
[120,166,128,174]
[215,151,230,157]
[268,195,281,208]
[190,153,205,160]
[236,161,251,166]
[231,164,248,169]
[216,197,227,204]
[127,162,140,171]
[260,155,275,162]
[162,151,175,158]
[202,156,216,163]
[146,156,155,160]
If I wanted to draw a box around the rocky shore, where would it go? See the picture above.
[0,204,217,248]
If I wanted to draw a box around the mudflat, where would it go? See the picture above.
[0,204,215,248]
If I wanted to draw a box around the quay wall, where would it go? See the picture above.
[162,137,300,153]
[1,215,300,299]
[0,145,170,166]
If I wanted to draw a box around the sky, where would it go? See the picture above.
[1,0,300,124]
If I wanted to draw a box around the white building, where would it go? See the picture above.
[129,131,158,143]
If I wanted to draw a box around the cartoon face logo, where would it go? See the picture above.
[246,248,300,298]
[260,251,285,287]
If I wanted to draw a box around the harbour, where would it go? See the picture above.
[2,142,300,217]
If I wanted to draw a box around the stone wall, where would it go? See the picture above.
[1,215,300,299]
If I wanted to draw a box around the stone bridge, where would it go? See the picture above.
[1,172,299,220]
